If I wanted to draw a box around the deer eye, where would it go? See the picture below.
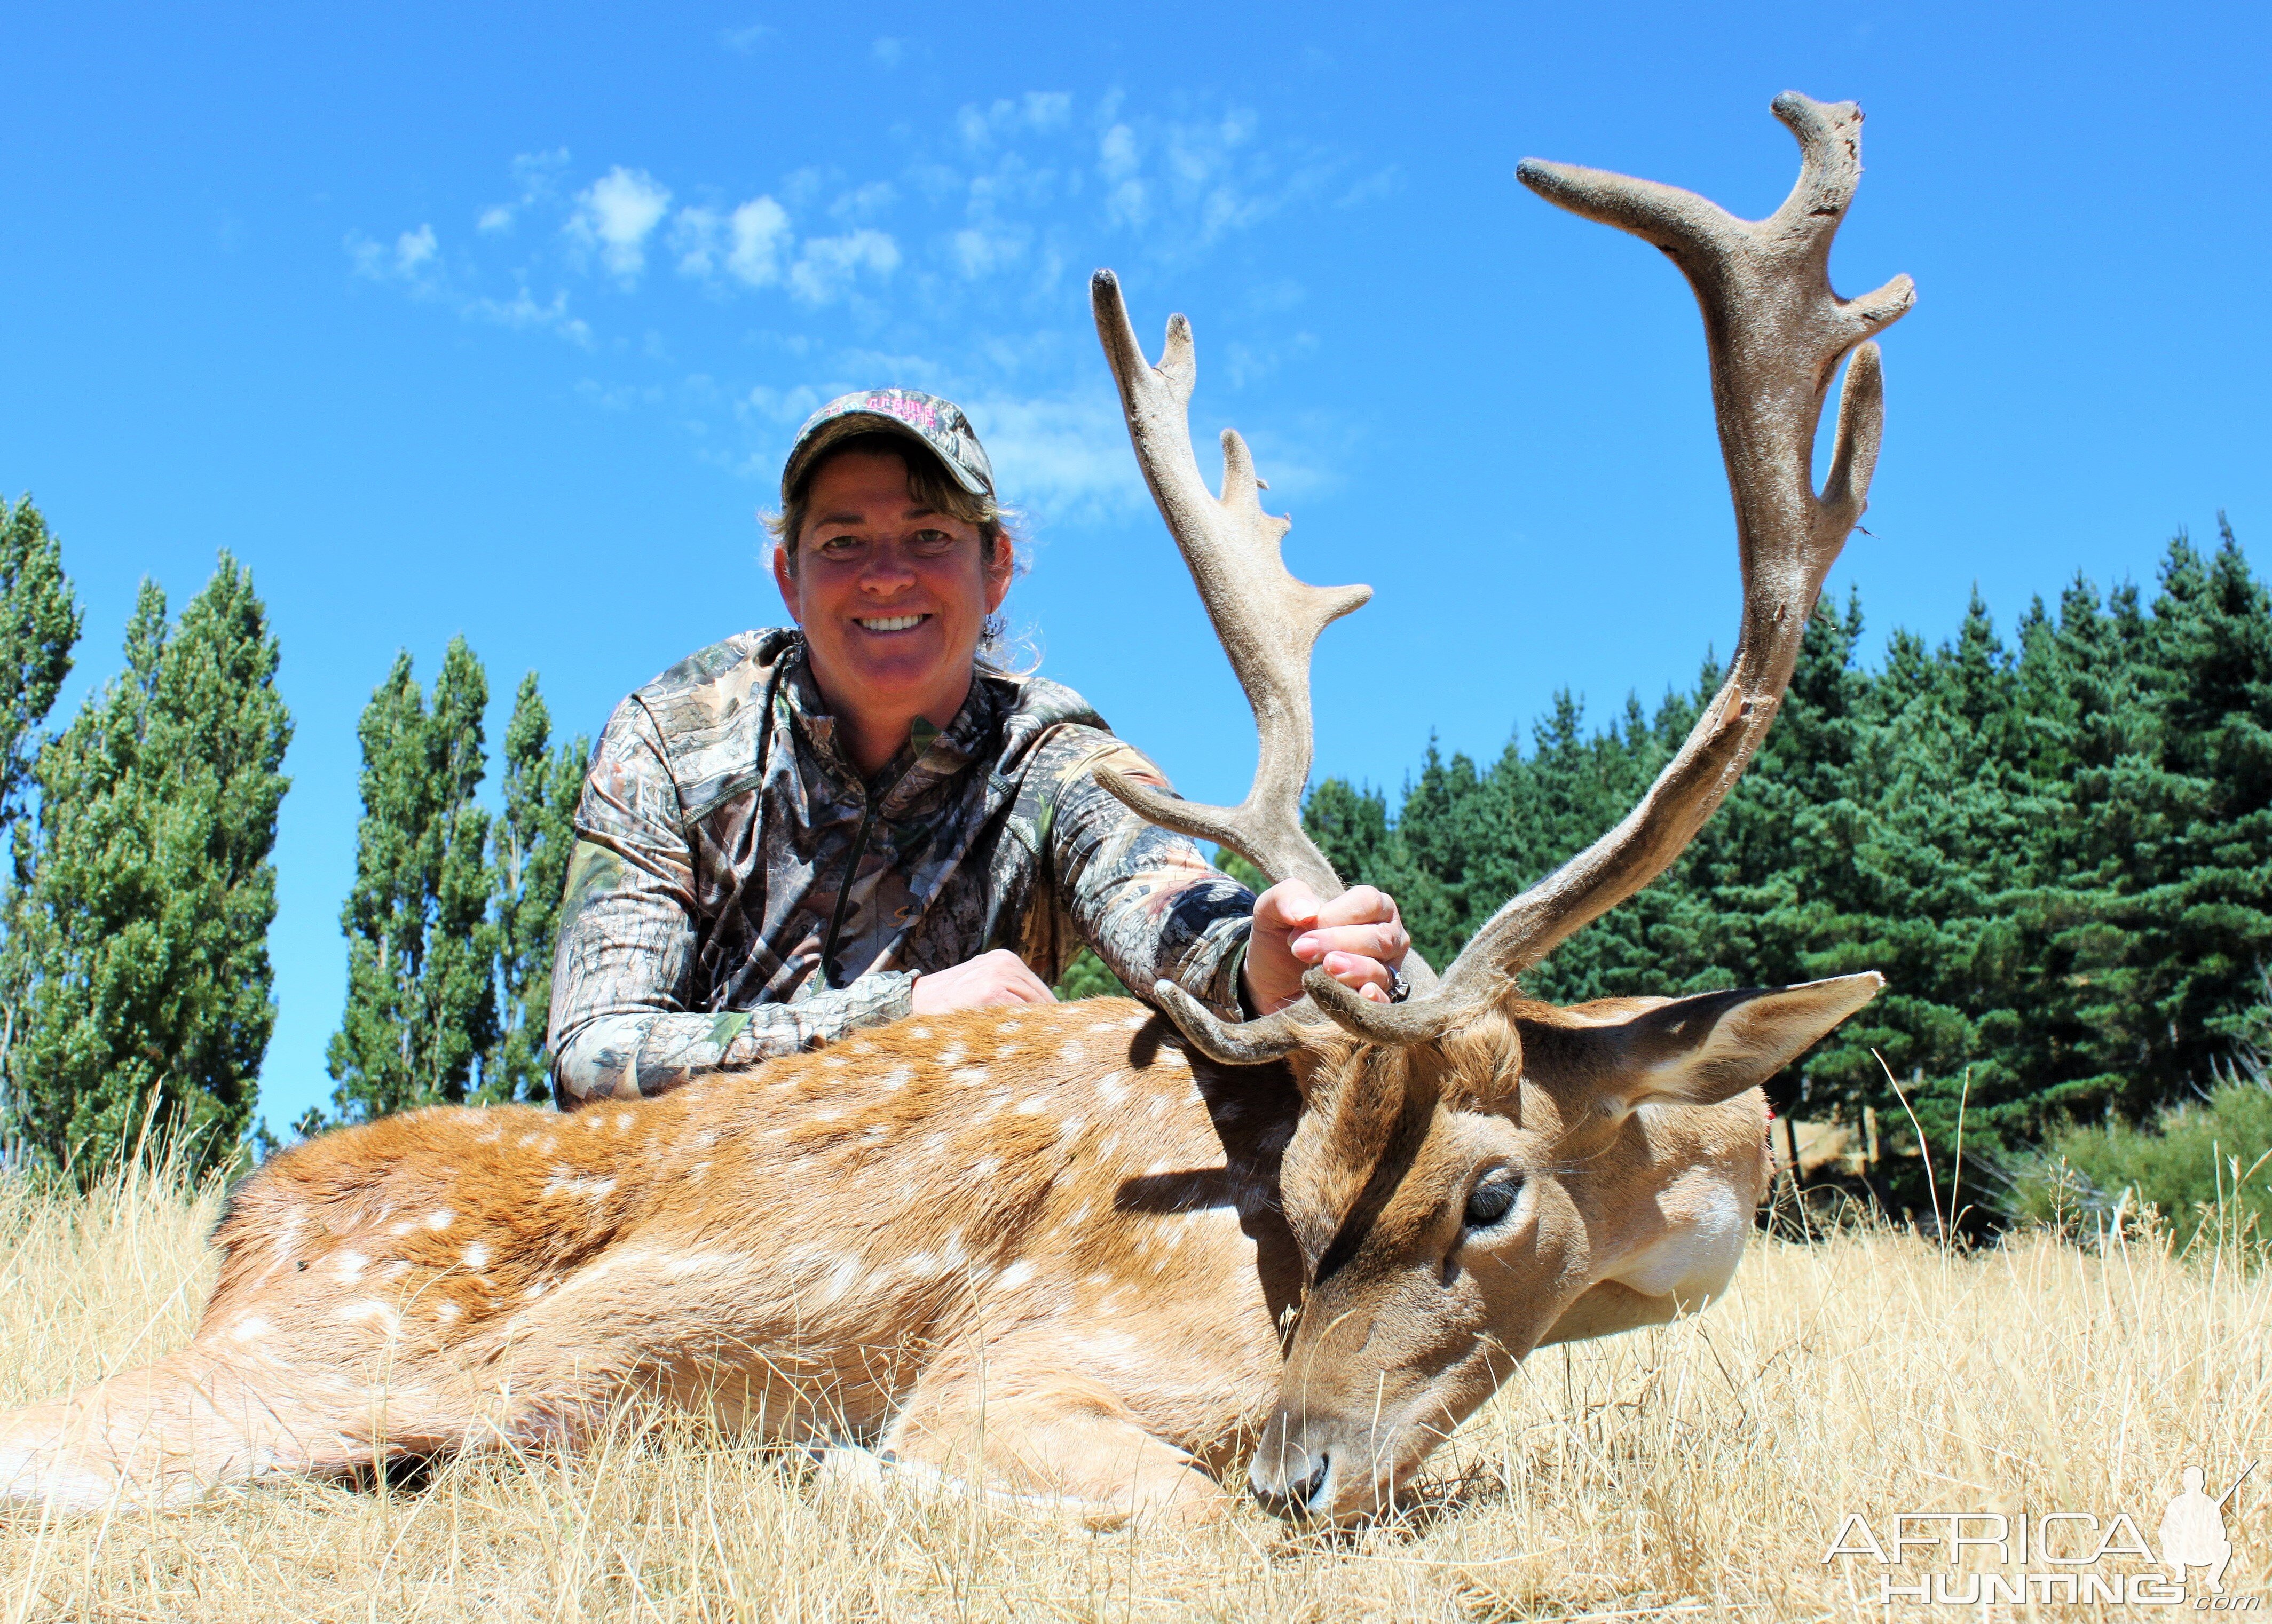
[1463,1174,1523,1230]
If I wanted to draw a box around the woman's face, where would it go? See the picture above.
[773,448,1012,733]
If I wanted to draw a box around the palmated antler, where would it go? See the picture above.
[1088,270,1408,1063]
[1309,91,1914,1044]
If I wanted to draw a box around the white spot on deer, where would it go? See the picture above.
[996,1044,1024,1060]
[543,1171,617,1201]
[822,1255,865,1304]
[475,1128,503,1144]
[523,1280,550,1301]
[517,1133,540,1149]
[228,1315,272,1343]
[388,1221,414,1238]
[332,1251,369,1284]
[904,1251,941,1278]
[383,1259,413,1280]
[937,1043,967,1067]
[614,1112,635,1134]
[813,1106,843,1122]
[949,1066,989,1088]
[1122,1013,1148,1031]
[879,1066,912,1092]
[435,1302,461,1324]
[341,1300,403,1336]
[1150,1097,1168,1119]
[825,1056,846,1069]
[907,1027,933,1041]
[696,1129,720,1149]
[582,1114,603,1132]
[998,1259,1035,1291]
[863,1124,889,1143]
[997,1020,1022,1035]
[1059,1116,1085,1139]
[424,1209,454,1231]
[925,1131,948,1155]
[1088,1020,1117,1034]
[1095,1073,1126,1104]
[1015,1095,1048,1114]
[973,1156,1000,1178]
[1069,1205,1092,1229]
[461,1242,492,1270]
[688,1161,712,1181]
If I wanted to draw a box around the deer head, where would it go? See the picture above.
[1091,92,1911,1524]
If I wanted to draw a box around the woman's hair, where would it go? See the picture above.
[763,430,1035,670]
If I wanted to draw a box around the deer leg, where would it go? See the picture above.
[0,1340,477,1511]
[846,1361,1235,1531]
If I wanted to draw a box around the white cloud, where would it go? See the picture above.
[958,92,1076,150]
[720,21,772,52]
[729,198,793,285]
[872,36,909,67]
[476,148,570,235]
[830,181,897,224]
[788,229,900,304]
[673,196,794,288]
[951,224,1027,279]
[570,167,673,282]
[346,225,442,288]
[469,287,591,346]
[966,391,1145,519]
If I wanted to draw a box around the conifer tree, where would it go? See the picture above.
[485,672,589,1103]
[7,558,290,1177]
[323,637,498,1122]
[0,496,82,841]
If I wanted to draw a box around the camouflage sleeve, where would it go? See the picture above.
[545,696,916,1107]
[1039,729,1256,1021]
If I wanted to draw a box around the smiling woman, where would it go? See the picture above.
[542,388,1413,1107]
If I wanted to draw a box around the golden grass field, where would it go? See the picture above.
[2,1157,2265,1622]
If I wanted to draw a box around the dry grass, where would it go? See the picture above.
[2,1161,2267,1622]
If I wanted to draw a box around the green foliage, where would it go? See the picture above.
[487,673,590,1104]
[1311,521,2272,1153]
[0,496,82,837]
[323,638,500,1122]
[2003,1071,2272,1249]
[5,558,290,1180]
[1053,948,1132,1001]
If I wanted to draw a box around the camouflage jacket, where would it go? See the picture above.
[546,629,1257,1106]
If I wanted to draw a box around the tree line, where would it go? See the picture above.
[0,496,585,1179]
[1301,521,2271,1162]
[0,488,2262,1183]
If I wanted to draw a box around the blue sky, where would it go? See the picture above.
[3,2,2266,1136]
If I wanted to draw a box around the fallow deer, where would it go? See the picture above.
[0,92,1910,1528]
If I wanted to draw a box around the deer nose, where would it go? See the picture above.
[1249,1445,1333,1520]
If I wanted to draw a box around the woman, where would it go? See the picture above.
[546,389,1409,1106]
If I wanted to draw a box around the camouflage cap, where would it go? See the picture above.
[783,389,996,501]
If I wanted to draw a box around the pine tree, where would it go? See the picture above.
[323,637,498,1122]
[0,496,82,839]
[485,672,589,1103]
[6,558,290,1178]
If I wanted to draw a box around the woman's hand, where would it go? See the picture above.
[1240,881,1410,1016]
[911,948,1060,1013]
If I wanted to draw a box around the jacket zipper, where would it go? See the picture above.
[817,792,878,989]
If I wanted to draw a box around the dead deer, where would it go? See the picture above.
[0,92,1909,1528]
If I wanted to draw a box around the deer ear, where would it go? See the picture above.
[1596,973,1884,1114]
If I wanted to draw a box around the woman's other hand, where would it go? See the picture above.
[1241,881,1410,1015]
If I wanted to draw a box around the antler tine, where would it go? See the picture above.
[1087,270,1372,905]
[1314,92,1913,1048]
